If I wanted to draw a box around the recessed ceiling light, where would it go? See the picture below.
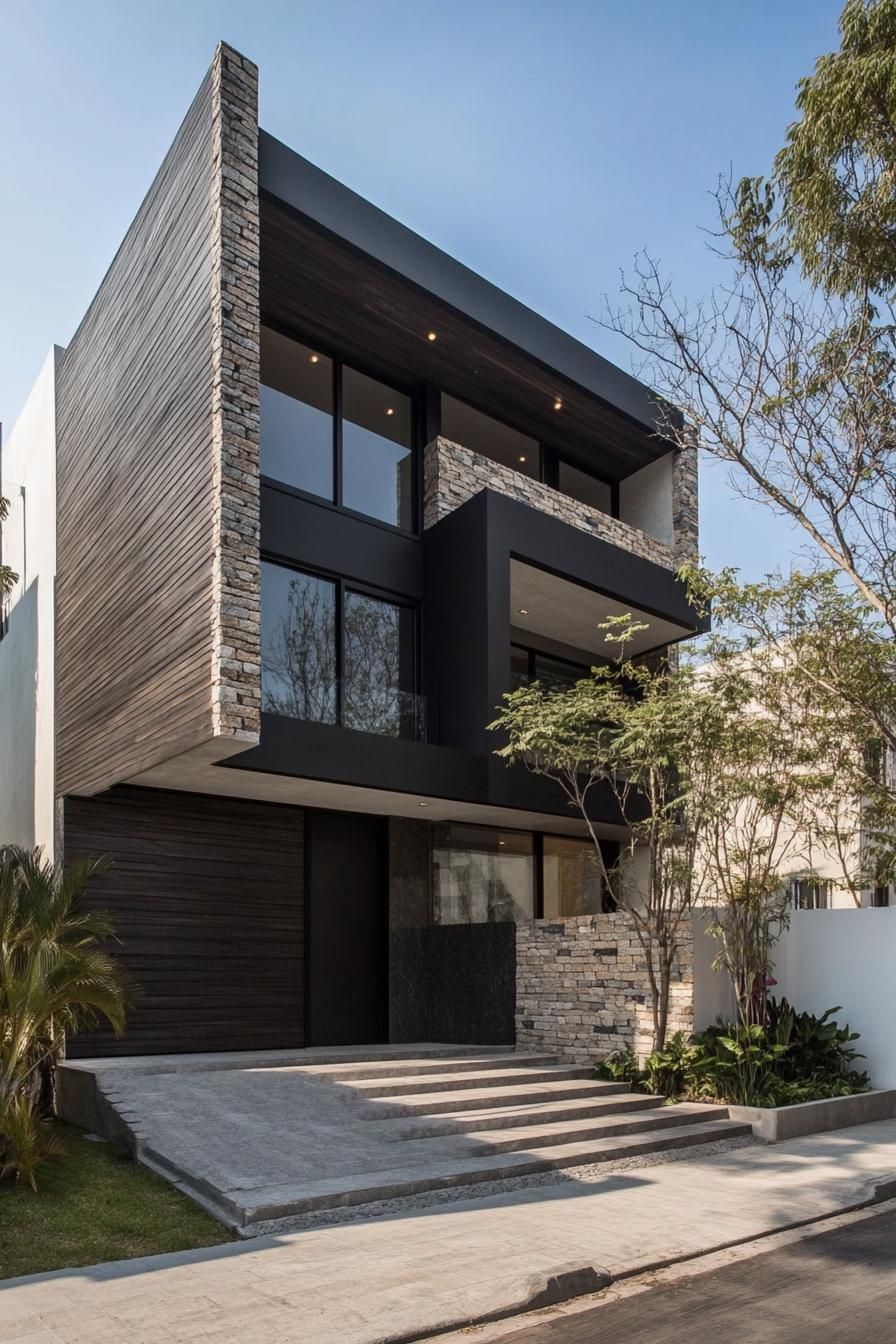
[418,801,430,808]
[427,331,438,342]
[310,354,320,364]
[553,398,563,411]
[518,455,527,463]
[386,407,395,416]
[518,607,529,616]
[498,840,506,847]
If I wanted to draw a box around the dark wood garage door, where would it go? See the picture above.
[65,786,304,1057]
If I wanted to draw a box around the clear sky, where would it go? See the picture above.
[0,0,843,577]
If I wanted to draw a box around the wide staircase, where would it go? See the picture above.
[249,1046,751,1225]
[61,1044,752,1233]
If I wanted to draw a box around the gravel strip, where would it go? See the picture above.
[242,1133,757,1237]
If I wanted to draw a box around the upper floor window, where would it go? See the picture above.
[441,394,540,480]
[260,326,416,531]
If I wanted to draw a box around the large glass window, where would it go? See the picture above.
[433,825,535,924]
[343,368,414,529]
[543,836,604,917]
[261,561,419,737]
[344,590,416,737]
[260,328,334,500]
[557,459,613,515]
[261,562,337,723]
[261,328,417,530]
[441,394,540,479]
[510,643,590,692]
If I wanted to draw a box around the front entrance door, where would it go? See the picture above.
[305,810,388,1046]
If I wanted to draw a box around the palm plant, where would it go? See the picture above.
[0,846,130,1187]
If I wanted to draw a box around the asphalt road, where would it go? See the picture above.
[498,1208,896,1343]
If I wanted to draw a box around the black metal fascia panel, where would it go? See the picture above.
[482,490,704,632]
[258,129,678,437]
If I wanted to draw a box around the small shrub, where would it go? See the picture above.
[597,1003,870,1108]
[596,1048,644,1087]
[0,1096,64,1191]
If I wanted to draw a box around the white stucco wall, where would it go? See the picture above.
[692,907,896,1086]
[618,453,674,546]
[0,346,61,856]
[770,910,896,1088]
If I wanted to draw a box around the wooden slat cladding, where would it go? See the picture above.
[65,787,303,1056]
[55,46,261,798]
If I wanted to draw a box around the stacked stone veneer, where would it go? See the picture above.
[424,437,675,567]
[516,914,694,1064]
[210,43,262,743]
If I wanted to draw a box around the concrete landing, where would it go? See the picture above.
[58,1046,748,1233]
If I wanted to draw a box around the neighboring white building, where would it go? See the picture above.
[0,346,62,858]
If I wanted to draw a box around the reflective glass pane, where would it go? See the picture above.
[260,328,334,499]
[441,395,540,479]
[510,645,530,689]
[342,367,413,528]
[433,825,534,924]
[533,652,588,692]
[542,836,603,917]
[261,562,337,723]
[344,590,415,737]
[557,460,612,514]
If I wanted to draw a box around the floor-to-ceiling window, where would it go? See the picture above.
[432,825,619,923]
[260,325,416,531]
[261,560,420,738]
[542,835,605,917]
[433,825,535,923]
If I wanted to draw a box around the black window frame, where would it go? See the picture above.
[260,556,421,734]
[510,642,592,684]
[260,320,423,537]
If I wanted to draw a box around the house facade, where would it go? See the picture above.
[0,44,702,1058]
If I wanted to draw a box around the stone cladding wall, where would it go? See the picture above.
[423,437,676,569]
[515,914,694,1064]
[210,44,262,743]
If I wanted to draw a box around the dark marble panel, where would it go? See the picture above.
[389,922,515,1045]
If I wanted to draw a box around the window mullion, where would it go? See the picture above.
[334,360,343,508]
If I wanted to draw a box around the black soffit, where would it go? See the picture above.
[258,132,678,480]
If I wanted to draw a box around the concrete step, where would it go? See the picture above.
[295,1052,562,1083]
[346,1064,594,1097]
[379,1091,665,1137]
[436,1102,730,1152]
[235,1120,753,1227]
[363,1077,632,1117]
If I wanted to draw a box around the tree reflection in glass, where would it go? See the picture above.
[261,564,337,723]
[344,591,413,737]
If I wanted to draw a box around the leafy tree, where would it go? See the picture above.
[492,618,724,1052]
[0,847,130,1188]
[687,565,896,897]
[603,0,896,631]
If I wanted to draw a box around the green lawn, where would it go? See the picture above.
[0,1122,233,1280]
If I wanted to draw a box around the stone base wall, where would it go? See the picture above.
[515,914,693,1064]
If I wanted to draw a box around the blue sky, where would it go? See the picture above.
[0,0,842,577]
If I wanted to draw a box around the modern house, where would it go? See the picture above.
[0,43,703,1059]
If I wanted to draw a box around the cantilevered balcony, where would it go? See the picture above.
[423,436,692,571]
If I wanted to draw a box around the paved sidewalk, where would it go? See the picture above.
[2,1121,896,1344]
